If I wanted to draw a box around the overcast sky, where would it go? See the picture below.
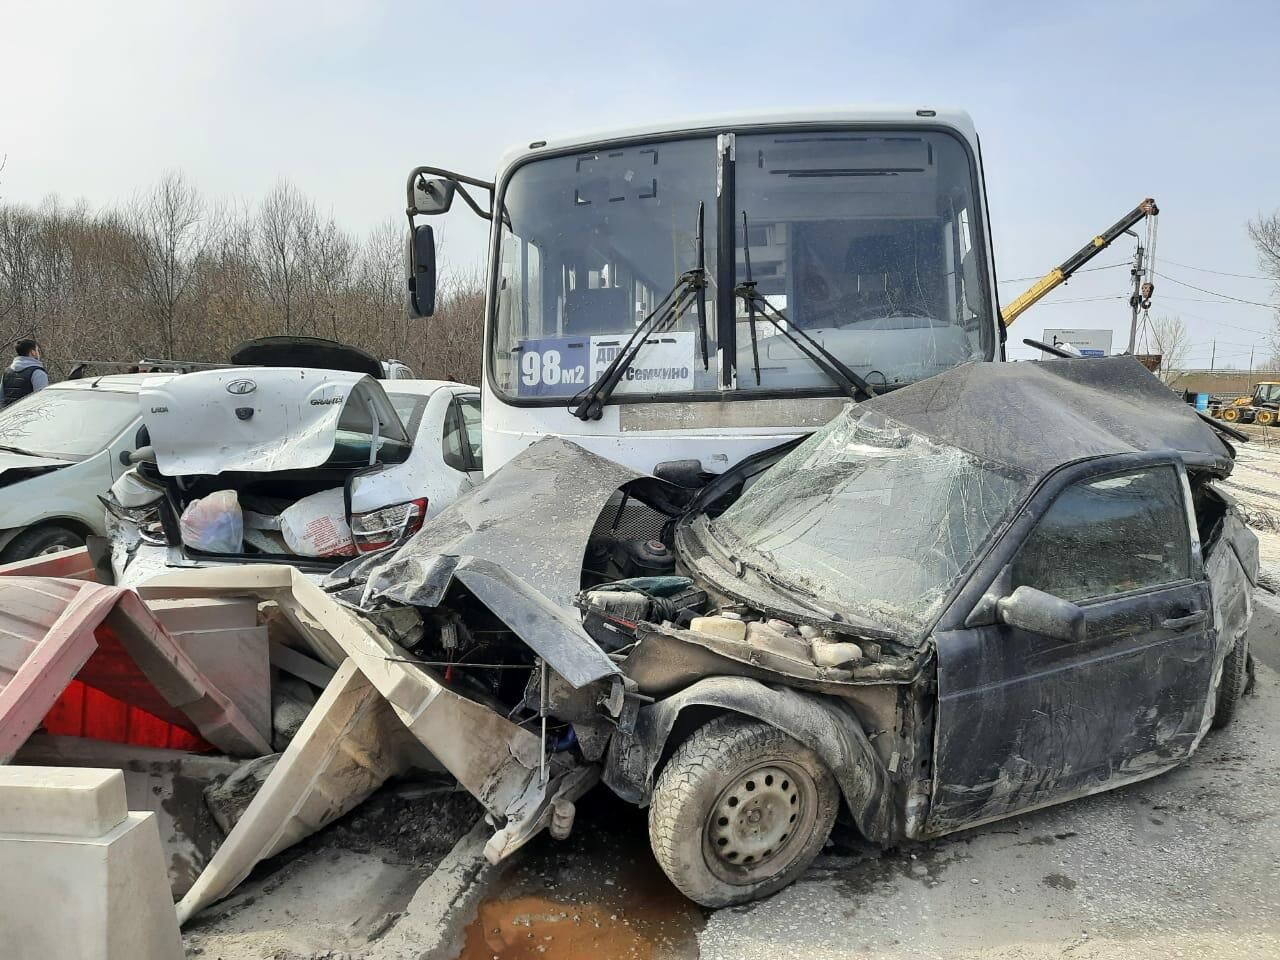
[2,0,1277,366]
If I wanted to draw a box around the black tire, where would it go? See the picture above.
[648,715,839,908]
[2,525,86,562]
[1212,632,1253,729]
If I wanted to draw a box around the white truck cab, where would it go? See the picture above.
[406,108,1002,476]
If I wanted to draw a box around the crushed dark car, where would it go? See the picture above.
[321,355,1257,907]
[6,356,1251,919]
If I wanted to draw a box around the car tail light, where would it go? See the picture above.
[350,498,428,553]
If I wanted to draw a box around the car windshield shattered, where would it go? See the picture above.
[708,407,1028,634]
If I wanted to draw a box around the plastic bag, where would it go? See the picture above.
[180,489,244,553]
[279,488,356,558]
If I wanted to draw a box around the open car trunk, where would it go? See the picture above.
[133,368,414,564]
[228,336,386,379]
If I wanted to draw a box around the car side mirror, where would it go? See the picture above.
[405,224,437,318]
[996,586,1086,643]
[413,177,456,215]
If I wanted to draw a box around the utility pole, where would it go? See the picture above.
[1126,240,1146,355]
[1210,340,1216,371]
[1250,345,1255,376]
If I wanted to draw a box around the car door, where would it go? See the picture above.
[926,457,1216,835]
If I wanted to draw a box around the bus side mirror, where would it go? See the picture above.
[406,224,437,318]
[413,178,455,215]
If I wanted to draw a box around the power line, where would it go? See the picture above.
[1155,271,1279,308]
[1184,337,1262,349]
[997,262,1130,284]
[1157,294,1275,308]
[1158,257,1276,281]
[1034,295,1126,305]
[1151,305,1273,339]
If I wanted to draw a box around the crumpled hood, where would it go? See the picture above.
[862,355,1236,478]
[345,437,689,687]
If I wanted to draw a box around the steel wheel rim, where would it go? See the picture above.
[703,759,816,885]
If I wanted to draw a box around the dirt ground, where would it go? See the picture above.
[183,786,480,959]
[183,658,1280,960]
[180,431,1280,959]
[693,665,1280,960]
[1218,426,1280,580]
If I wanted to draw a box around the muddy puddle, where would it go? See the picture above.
[453,792,706,960]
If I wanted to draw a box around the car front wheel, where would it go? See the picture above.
[2,525,86,562]
[648,714,839,908]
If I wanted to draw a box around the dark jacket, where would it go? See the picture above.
[2,356,48,406]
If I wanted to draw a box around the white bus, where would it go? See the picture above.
[405,108,1003,477]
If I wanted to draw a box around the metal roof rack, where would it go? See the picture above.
[68,358,229,375]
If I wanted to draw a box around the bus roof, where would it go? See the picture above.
[498,106,978,171]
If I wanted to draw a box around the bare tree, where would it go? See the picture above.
[249,180,320,334]
[0,173,486,380]
[121,172,212,357]
[1144,314,1190,381]
[1248,212,1280,365]
[310,216,354,342]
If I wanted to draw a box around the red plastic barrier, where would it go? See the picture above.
[41,622,215,752]
[43,680,212,751]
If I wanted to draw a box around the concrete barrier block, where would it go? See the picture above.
[0,767,184,960]
[147,596,259,633]
[0,766,128,837]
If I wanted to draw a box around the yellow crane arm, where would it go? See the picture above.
[1001,198,1158,327]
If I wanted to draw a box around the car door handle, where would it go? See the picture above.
[1160,610,1206,631]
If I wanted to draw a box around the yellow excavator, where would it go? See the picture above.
[1215,382,1280,426]
[1002,198,1159,327]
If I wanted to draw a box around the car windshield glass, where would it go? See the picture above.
[491,136,719,401]
[0,389,138,460]
[734,130,991,392]
[710,407,1027,635]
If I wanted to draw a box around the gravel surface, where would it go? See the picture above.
[181,607,1280,960]
[696,664,1280,960]
[1219,433,1280,582]
[183,786,480,959]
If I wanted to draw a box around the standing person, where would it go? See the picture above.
[2,339,49,406]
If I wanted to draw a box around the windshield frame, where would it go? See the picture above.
[485,121,997,409]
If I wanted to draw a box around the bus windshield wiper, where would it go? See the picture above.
[571,202,709,421]
[736,213,875,402]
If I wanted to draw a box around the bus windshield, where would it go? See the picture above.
[490,127,992,404]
